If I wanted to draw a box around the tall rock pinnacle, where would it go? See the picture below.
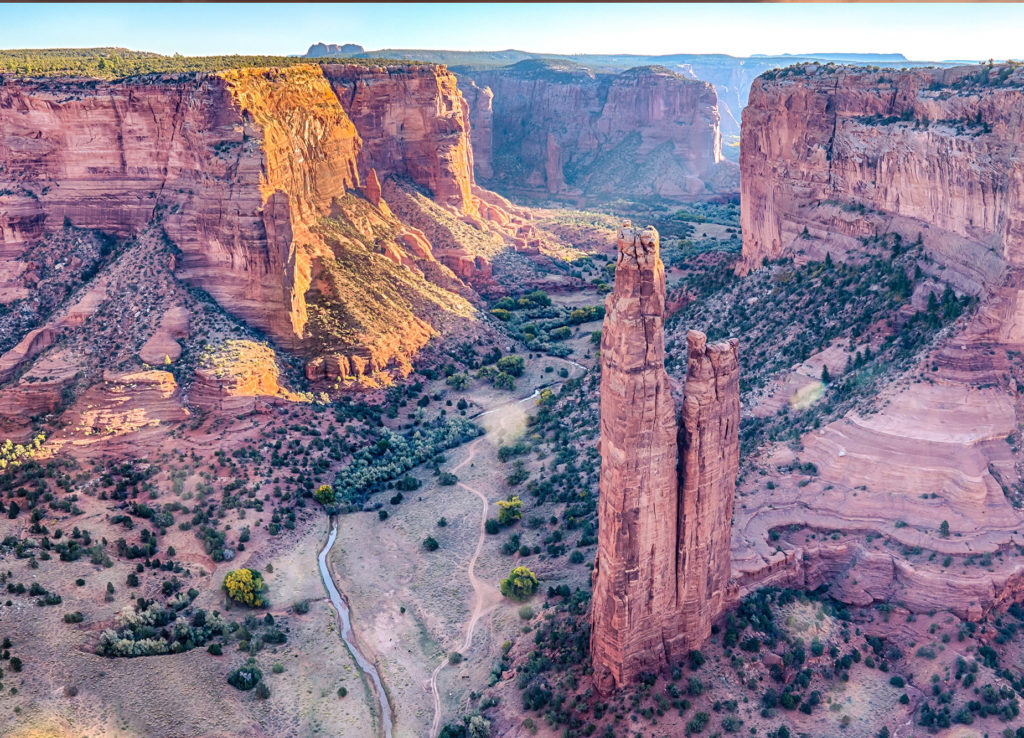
[591,222,680,693]
[591,222,740,694]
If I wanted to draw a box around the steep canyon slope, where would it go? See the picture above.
[736,62,1024,620]
[0,60,585,425]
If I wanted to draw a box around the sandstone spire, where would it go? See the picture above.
[591,223,740,694]
[591,221,679,694]
[665,330,740,657]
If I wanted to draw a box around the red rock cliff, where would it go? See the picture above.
[321,63,478,213]
[741,63,1024,273]
[460,61,737,202]
[591,223,739,693]
[459,78,494,180]
[591,222,680,693]
[0,65,361,349]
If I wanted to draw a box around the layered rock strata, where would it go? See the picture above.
[734,61,1024,623]
[321,63,478,213]
[459,61,738,202]
[740,63,1024,274]
[591,222,739,693]
[0,65,361,348]
[0,62,497,381]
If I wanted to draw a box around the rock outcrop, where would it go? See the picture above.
[740,63,1024,274]
[305,42,365,58]
[0,62,496,382]
[321,63,478,214]
[0,65,361,349]
[459,61,738,203]
[459,79,494,180]
[591,222,739,693]
[672,331,740,652]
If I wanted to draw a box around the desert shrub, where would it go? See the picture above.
[314,484,335,506]
[500,566,538,601]
[227,659,263,691]
[497,496,523,526]
[438,472,458,486]
[223,568,266,608]
[496,355,525,377]
[423,536,440,551]
[396,475,421,491]
[485,518,500,534]
[63,611,84,623]
[292,599,310,614]
[332,417,481,505]
[494,372,516,391]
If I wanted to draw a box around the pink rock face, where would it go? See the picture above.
[669,331,740,654]
[321,63,478,214]
[460,63,738,201]
[0,66,361,350]
[740,63,1024,272]
[591,223,739,694]
[591,222,680,694]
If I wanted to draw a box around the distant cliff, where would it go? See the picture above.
[305,42,365,58]
[741,63,1024,278]
[458,60,738,204]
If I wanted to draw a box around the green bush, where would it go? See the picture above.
[497,496,523,526]
[500,566,538,601]
[496,355,525,377]
[314,484,336,506]
[227,659,263,691]
[423,536,440,551]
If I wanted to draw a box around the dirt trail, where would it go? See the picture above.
[428,438,503,738]
[428,362,588,736]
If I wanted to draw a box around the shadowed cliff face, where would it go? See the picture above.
[591,222,739,693]
[740,63,1024,275]
[459,62,738,204]
[733,61,1024,623]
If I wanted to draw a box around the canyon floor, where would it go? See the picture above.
[4,196,1024,738]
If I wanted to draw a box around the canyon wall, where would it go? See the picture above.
[741,63,1024,275]
[459,61,738,203]
[0,65,361,349]
[591,222,739,693]
[322,63,478,213]
[458,78,493,180]
[0,62,500,380]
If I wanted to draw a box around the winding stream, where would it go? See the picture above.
[318,521,394,738]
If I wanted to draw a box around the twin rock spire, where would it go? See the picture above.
[590,221,740,693]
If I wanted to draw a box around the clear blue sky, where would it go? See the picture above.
[1,3,1017,62]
